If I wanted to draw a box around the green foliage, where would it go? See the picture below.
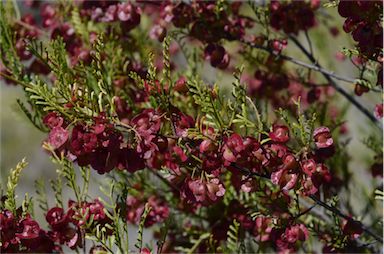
[85,179,131,254]
[47,39,74,96]
[374,189,383,201]
[0,3,382,252]
[25,36,119,126]
[341,47,359,57]
[187,233,211,254]
[135,203,152,251]
[363,135,383,154]
[231,66,247,106]
[156,217,170,254]
[16,99,47,132]
[247,1,270,37]
[169,29,199,74]
[241,46,269,70]
[60,159,82,202]
[0,2,23,79]
[277,99,317,147]
[91,36,114,103]
[86,223,114,253]
[161,36,172,89]
[4,158,28,214]
[145,42,174,111]
[26,77,71,118]
[230,66,264,135]
[129,71,146,89]
[214,0,227,16]
[187,78,224,130]
[21,193,34,218]
[355,78,373,89]
[323,1,339,8]
[26,40,49,69]
[34,178,49,212]
[80,166,91,201]
[44,144,83,203]
[71,7,89,42]
[50,176,63,208]
[175,232,212,254]
[225,219,244,254]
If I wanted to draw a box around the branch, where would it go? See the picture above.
[240,39,356,83]
[288,35,382,130]
[139,140,383,244]
[134,132,382,243]
[157,160,384,243]
[0,72,32,88]
[148,133,383,244]
[230,163,383,243]
[241,39,382,129]
[148,168,180,192]
[309,194,383,243]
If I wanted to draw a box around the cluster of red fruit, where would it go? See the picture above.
[338,0,383,94]
[1,199,108,253]
[338,0,383,61]
[47,105,336,194]
[269,0,319,34]
[1,1,144,85]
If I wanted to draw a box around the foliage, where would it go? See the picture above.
[0,1,382,253]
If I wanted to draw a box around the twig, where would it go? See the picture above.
[146,152,383,243]
[148,168,180,192]
[252,34,381,128]
[118,126,382,243]
[309,194,383,243]
[0,72,31,88]
[304,31,314,57]
[151,158,383,243]
[15,20,48,37]
[227,162,382,243]
[230,163,270,180]
[295,204,316,219]
[288,35,382,129]
[240,39,356,83]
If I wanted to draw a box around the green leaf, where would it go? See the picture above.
[225,219,243,254]
[16,99,46,132]
[5,158,28,214]
[71,7,89,42]
[323,1,338,8]
[374,189,383,201]
[187,232,211,254]
[34,178,49,212]
[187,78,224,130]
[135,203,152,251]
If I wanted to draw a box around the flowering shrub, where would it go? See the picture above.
[0,0,383,253]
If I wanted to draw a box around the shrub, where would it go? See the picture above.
[0,1,382,253]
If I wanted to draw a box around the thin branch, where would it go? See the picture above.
[309,194,383,243]
[148,168,180,192]
[295,204,316,219]
[15,20,48,37]
[117,116,383,243]
[230,163,270,180]
[240,39,356,83]
[304,31,314,57]
[288,35,382,129]
[149,157,384,243]
[123,129,382,243]
[0,72,31,88]
[232,163,382,242]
